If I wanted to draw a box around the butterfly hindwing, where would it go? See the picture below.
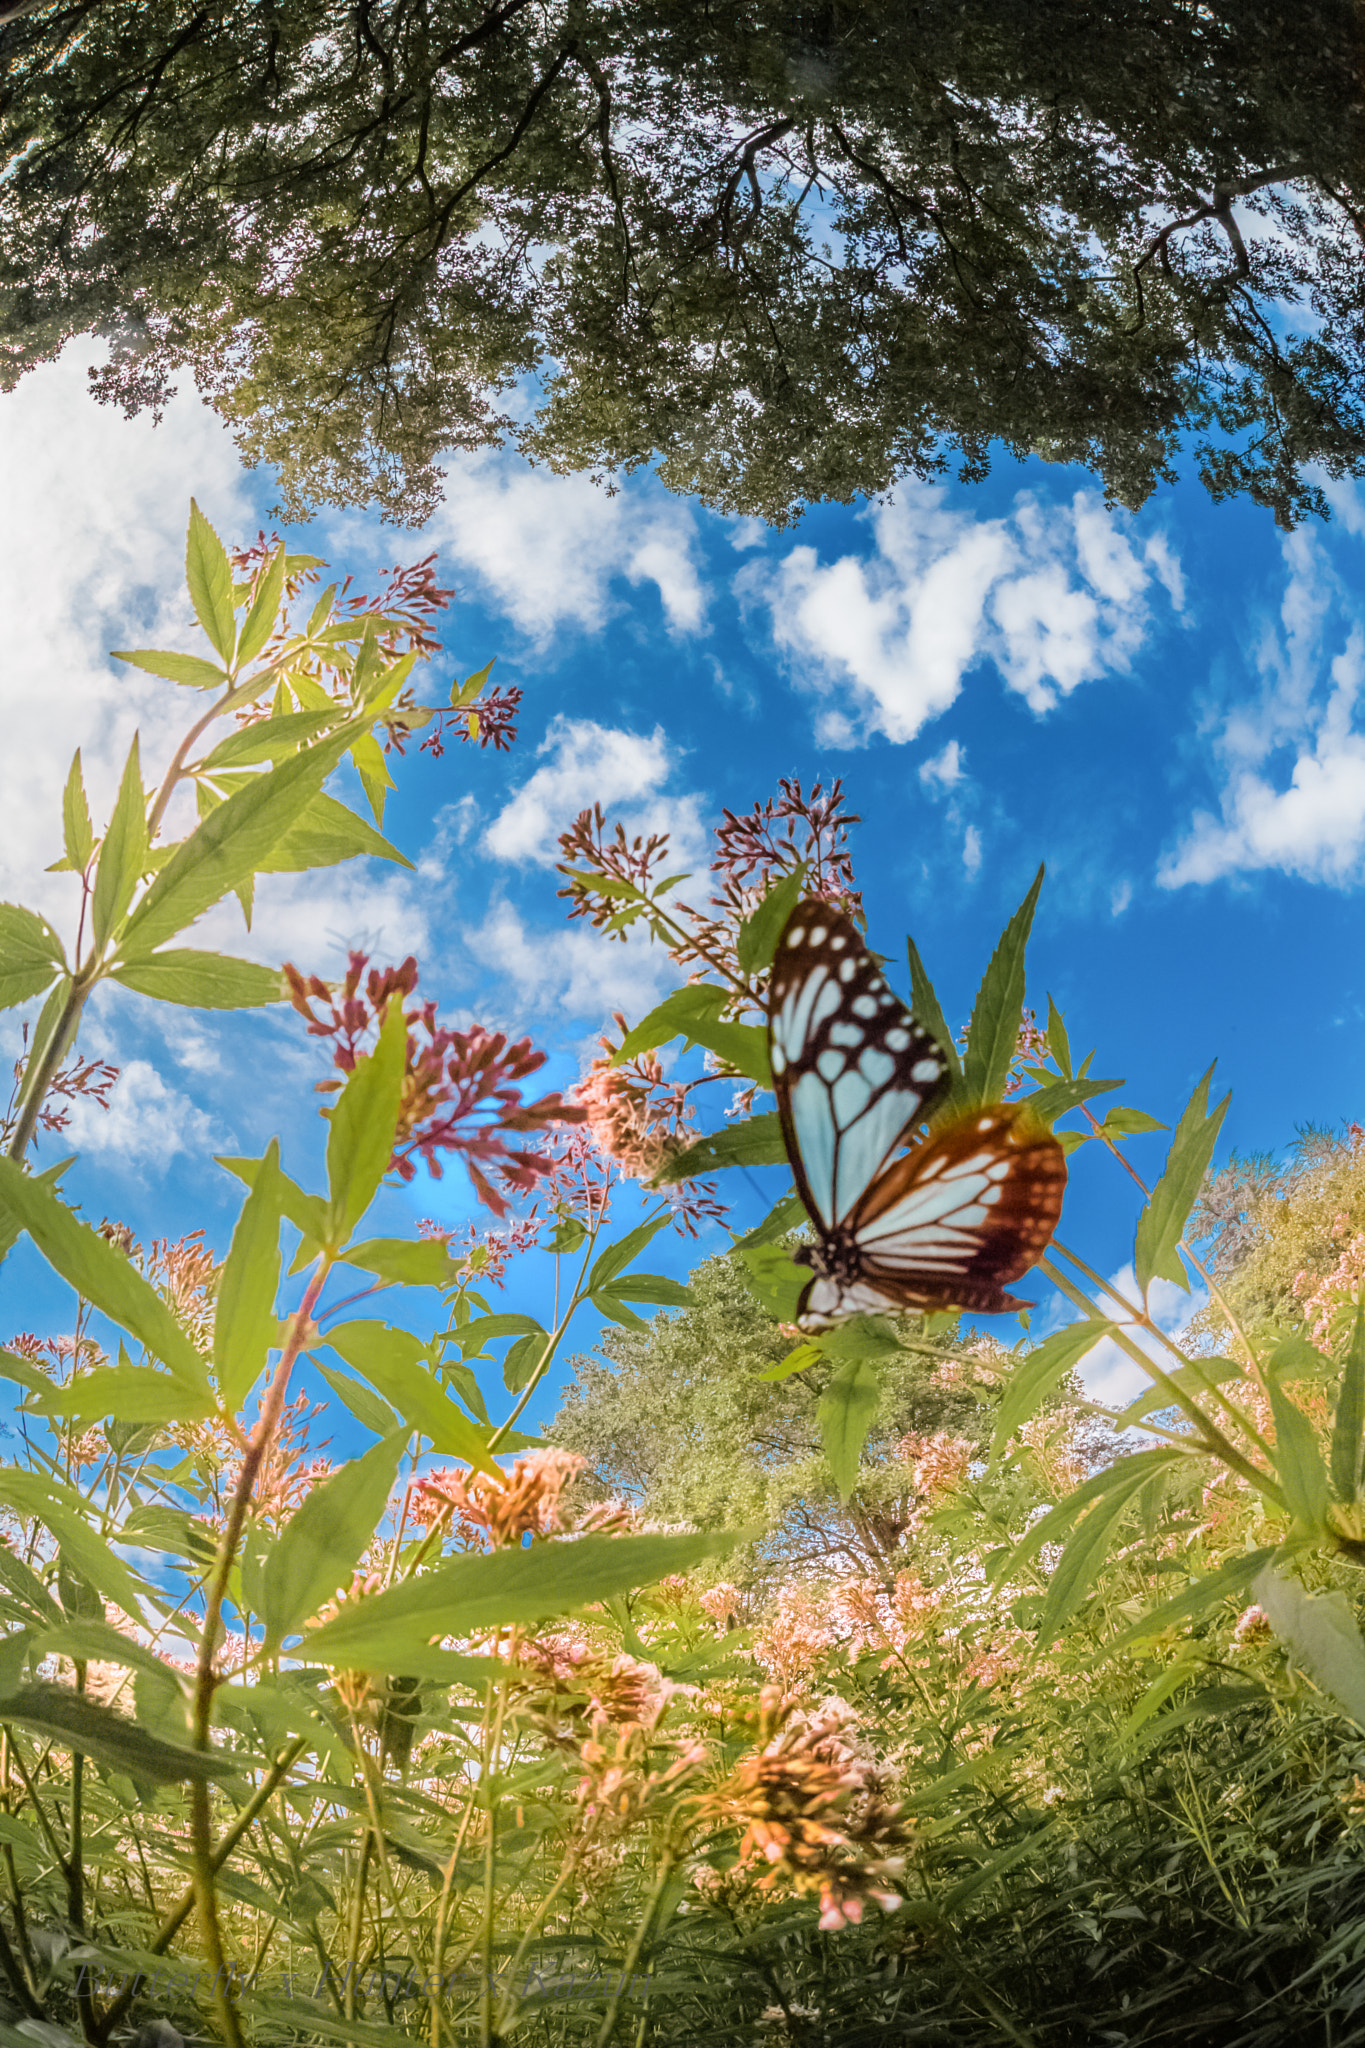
[768,898,950,1231]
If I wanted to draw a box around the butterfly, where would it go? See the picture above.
[766,896,1066,1331]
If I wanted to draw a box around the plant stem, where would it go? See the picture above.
[5,972,90,1163]
[593,1849,678,2048]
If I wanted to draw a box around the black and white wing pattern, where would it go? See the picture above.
[768,897,950,1231]
[766,898,1066,1332]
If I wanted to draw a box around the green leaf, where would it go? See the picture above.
[612,985,729,1064]
[121,1503,217,1569]
[819,1358,880,1502]
[0,1473,150,1620]
[216,1153,329,1247]
[1045,996,1072,1079]
[339,1237,459,1288]
[1133,1066,1230,1295]
[261,1431,407,1646]
[817,1313,904,1360]
[1254,1566,1365,1725]
[1035,1455,1180,1648]
[305,1529,739,1670]
[997,1448,1183,1586]
[1020,1076,1122,1128]
[0,1681,231,1782]
[0,1158,208,1388]
[587,1213,671,1294]
[654,1113,787,1182]
[736,866,807,975]
[737,1242,807,1323]
[454,1313,545,1356]
[215,1140,283,1408]
[1102,1548,1280,1656]
[256,792,413,873]
[120,719,363,955]
[0,1155,69,1265]
[905,935,961,1080]
[90,735,148,951]
[236,542,288,667]
[962,865,1044,1105]
[685,1018,771,1083]
[501,1330,549,1389]
[603,1272,694,1307]
[185,499,237,663]
[1268,1380,1331,1533]
[23,1365,213,1424]
[200,711,339,772]
[62,750,93,871]
[113,647,229,691]
[311,1357,399,1439]
[110,949,283,1009]
[1116,1354,1249,1426]
[758,1342,822,1382]
[1101,1106,1169,1138]
[326,1000,406,1239]
[734,1190,807,1251]
[323,1322,494,1471]
[1266,1332,1332,1382]
[1332,1308,1365,1504]
[0,903,65,1011]
[990,1320,1116,1460]
[0,1348,53,1397]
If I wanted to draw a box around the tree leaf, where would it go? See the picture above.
[215,1140,283,1408]
[0,1158,208,1388]
[1254,1566,1365,1726]
[185,499,237,663]
[90,734,148,951]
[311,1357,400,1439]
[261,1431,407,1646]
[120,719,362,955]
[1332,1307,1365,1504]
[110,949,284,1009]
[962,865,1044,1106]
[62,750,93,870]
[653,1113,787,1182]
[256,792,413,873]
[990,1320,1116,1460]
[1133,1066,1230,1295]
[338,1237,459,1288]
[905,935,961,1080]
[304,1529,739,1671]
[0,903,65,1011]
[736,865,807,975]
[819,1357,880,1502]
[0,1681,232,1782]
[23,1365,213,1425]
[112,647,228,691]
[1267,1380,1331,1534]
[323,1322,494,1471]
[612,985,729,1064]
[236,541,288,667]
[326,1000,406,1239]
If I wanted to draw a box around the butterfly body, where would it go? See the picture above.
[768,898,1066,1331]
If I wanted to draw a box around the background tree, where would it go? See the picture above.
[4,1,1364,526]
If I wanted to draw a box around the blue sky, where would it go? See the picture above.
[4,347,1365,1431]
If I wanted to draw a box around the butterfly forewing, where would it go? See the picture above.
[768,898,950,1229]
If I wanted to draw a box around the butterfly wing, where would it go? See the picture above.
[794,1106,1066,1329]
[768,897,950,1231]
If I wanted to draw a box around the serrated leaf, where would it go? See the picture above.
[90,735,148,949]
[256,792,412,873]
[312,1357,399,1439]
[0,903,65,1011]
[1036,1456,1179,1647]
[587,1213,671,1293]
[502,1329,550,1387]
[1101,1106,1169,1138]
[453,1313,545,1356]
[0,1473,149,1620]
[737,1242,806,1323]
[326,1000,406,1238]
[1254,1566,1365,1725]
[62,750,93,870]
[236,542,288,667]
[338,1237,458,1288]
[687,1016,771,1083]
[199,712,338,772]
[905,935,960,1080]
[305,1529,739,1671]
[1133,1066,1230,1295]
[1116,1354,1248,1426]
[758,1343,822,1382]
[261,1432,407,1646]
[991,1320,1116,1460]
[962,866,1044,1105]
[215,1140,283,1407]
[1021,1075,1121,1128]
[1332,1308,1365,1504]
[603,1272,694,1306]
[0,1157,207,1388]
[112,647,228,690]
[819,1358,880,1501]
[1103,1547,1280,1655]
[612,985,730,1064]
[323,1322,493,1471]
[186,499,237,662]
[654,1113,788,1182]
[0,1681,234,1781]
[997,1448,1182,1587]
[121,720,363,954]
[1045,996,1072,1079]
[736,866,807,975]
[734,1190,807,1251]
[1268,1380,1331,1533]
[110,948,283,1009]
[23,1364,213,1424]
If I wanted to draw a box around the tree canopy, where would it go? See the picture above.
[3,0,1364,525]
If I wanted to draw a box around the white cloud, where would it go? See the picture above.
[482,715,706,868]
[1160,532,1365,887]
[962,824,983,879]
[61,1057,225,1170]
[466,900,677,1024]
[1078,1266,1204,1409]
[430,450,707,642]
[919,739,964,791]
[745,484,1182,745]
[1110,879,1133,917]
